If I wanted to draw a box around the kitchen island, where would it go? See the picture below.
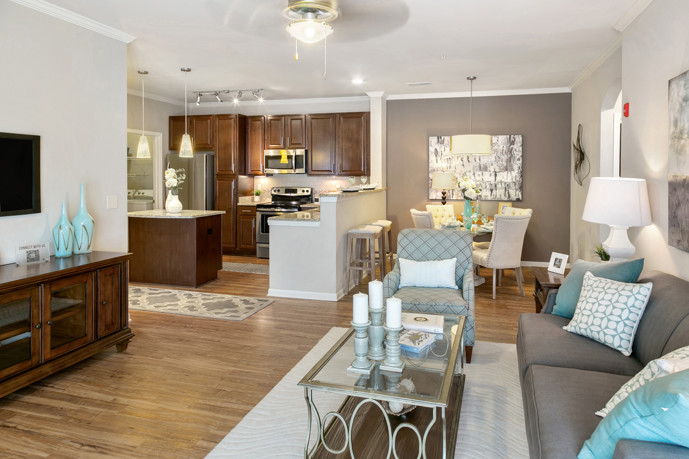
[268,189,386,301]
[128,210,225,287]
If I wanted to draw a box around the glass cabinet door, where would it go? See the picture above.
[44,273,94,360]
[0,287,40,380]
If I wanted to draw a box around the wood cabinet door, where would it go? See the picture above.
[216,114,240,175]
[196,215,223,282]
[0,287,41,380]
[190,115,214,150]
[307,114,337,175]
[97,265,121,339]
[337,112,370,176]
[169,116,187,150]
[264,115,285,149]
[215,177,237,252]
[247,116,265,175]
[285,115,306,148]
[237,207,256,251]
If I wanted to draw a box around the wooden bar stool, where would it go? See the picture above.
[345,225,383,293]
[370,219,393,276]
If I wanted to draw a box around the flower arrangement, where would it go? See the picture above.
[458,177,481,201]
[164,168,186,195]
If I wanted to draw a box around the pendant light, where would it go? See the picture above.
[451,76,492,155]
[136,70,151,159]
[179,67,193,158]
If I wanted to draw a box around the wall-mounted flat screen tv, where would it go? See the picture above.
[0,132,40,217]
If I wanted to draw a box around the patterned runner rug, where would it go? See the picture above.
[221,262,269,275]
[206,329,528,458]
[129,286,273,321]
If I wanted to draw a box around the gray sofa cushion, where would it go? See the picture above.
[633,271,689,364]
[523,364,630,459]
[517,313,643,381]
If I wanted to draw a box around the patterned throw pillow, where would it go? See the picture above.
[563,272,653,356]
[597,346,689,417]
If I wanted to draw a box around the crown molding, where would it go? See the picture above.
[614,0,654,32]
[386,87,571,100]
[569,36,622,90]
[10,0,135,43]
[127,89,184,106]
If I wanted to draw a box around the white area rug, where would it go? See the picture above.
[221,262,269,275]
[129,286,273,321]
[206,328,528,458]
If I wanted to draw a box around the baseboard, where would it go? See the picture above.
[268,288,340,302]
[521,261,549,267]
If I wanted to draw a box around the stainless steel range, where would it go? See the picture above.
[256,187,314,259]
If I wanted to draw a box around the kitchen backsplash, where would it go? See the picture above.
[252,175,368,198]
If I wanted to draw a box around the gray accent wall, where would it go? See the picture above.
[386,93,571,262]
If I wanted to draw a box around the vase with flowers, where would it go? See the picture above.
[164,167,186,213]
[458,177,481,230]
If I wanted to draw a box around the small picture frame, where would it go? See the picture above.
[548,252,568,275]
[498,202,512,214]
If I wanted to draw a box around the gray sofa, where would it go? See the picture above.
[517,271,689,458]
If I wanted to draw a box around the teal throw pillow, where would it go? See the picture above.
[552,258,644,318]
[578,369,689,459]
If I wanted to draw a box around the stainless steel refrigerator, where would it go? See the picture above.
[166,153,215,210]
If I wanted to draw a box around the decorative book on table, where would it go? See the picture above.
[399,330,437,354]
[402,312,444,333]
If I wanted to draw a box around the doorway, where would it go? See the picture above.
[126,129,164,210]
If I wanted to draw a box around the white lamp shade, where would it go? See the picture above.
[451,134,492,155]
[136,135,151,159]
[582,177,652,227]
[286,20,333,44]
[431,172,456,190]
[179,134,193,158]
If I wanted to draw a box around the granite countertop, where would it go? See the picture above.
[269,209,320,223]
[128,210,226,219]
[237,197,270,206]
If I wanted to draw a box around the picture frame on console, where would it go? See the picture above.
[548,252,568,274]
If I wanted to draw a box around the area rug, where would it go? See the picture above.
[206,329,528,458]
[221,262,269,275]
[129,286,273,321]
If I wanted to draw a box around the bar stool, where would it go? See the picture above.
[345,225,384,292]
[370,219,394,276]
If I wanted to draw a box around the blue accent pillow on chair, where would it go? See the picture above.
[578,369,689,459]
[552,258,644,318]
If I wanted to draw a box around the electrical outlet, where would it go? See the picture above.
[106,195,118,209]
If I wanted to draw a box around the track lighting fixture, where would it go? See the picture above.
[252,89,264,103]
[215,92,223,103]
[192,88,264,105]
[196,93,201,105]
[232,91,242,105]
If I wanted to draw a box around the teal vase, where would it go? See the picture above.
[52,202,74,258]
[463,199,473,230]
[72,183,94,254]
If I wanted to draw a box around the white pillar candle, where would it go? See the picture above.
[368,280,383,310]
[353,292,369,324]
[386,297,402,328]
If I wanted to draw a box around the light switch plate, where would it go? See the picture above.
[106,195,118,209]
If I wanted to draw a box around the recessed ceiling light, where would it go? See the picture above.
[352,78,364,85]
[407,82,431,86]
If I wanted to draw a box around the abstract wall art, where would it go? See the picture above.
[669,69,689,251]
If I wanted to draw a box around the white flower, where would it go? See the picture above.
[165,168,177,180]
[166,178,177,188]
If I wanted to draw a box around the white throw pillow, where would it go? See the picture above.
[398,258,457,289]
[563,272,652,356]
[597,346,689,417]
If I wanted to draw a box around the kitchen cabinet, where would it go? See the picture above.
[307,114,337,175]
[237,206,257,252]
[246,116,265,175]
[215,114,246,176]
[264,115,306,149]
[337,112,369,176]
[216,177,237,253]
[169,115,214,151]
[0,252,132,399]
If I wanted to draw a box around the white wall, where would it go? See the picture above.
[0,2,127,264]
[127,94,180,149]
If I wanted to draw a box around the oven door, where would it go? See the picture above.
[256,209,296,258]
[263,149,306,174]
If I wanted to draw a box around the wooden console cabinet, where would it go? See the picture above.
[0,252,133,399]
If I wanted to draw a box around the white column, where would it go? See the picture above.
[367,91,387,187]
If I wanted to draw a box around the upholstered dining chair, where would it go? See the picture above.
[383,228,475,362]
[410,209,434,228]
[472,214,531,299]
[501,206,533,216]
[426,204,456,229]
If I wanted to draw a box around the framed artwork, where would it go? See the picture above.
[548,252,568,275]
[669,68,689,251]
[498,202,512,214]
[428,135,523,201]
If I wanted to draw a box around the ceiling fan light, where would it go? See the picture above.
[286,20,332,44]
[451,134,492,155]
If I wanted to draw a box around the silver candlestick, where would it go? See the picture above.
[347,321,375,375]
[367,307,385,361]
[380,326,405,373]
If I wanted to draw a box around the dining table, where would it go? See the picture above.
[439,219,493,286]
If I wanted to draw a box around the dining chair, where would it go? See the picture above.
[501,206,533,216]
[410,209,434,228]
[472,213,532,299]
[426,204,456,229]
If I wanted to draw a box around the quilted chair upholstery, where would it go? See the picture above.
[409,209,434,228]
[501,206,533,216]
[425,204,456,229]
[383,228,475,362]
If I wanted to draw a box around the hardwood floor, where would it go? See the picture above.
[0,256,535,458]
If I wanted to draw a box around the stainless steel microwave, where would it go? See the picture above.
[263,149,306,174]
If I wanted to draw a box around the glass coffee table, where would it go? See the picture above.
[299,315,465,458]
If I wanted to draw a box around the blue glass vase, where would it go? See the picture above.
[463,199,473,230]
[52,202,74,258]
[72,183,94,254]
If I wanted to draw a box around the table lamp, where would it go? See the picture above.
[432,172,456,205]
[582,177,652,261]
